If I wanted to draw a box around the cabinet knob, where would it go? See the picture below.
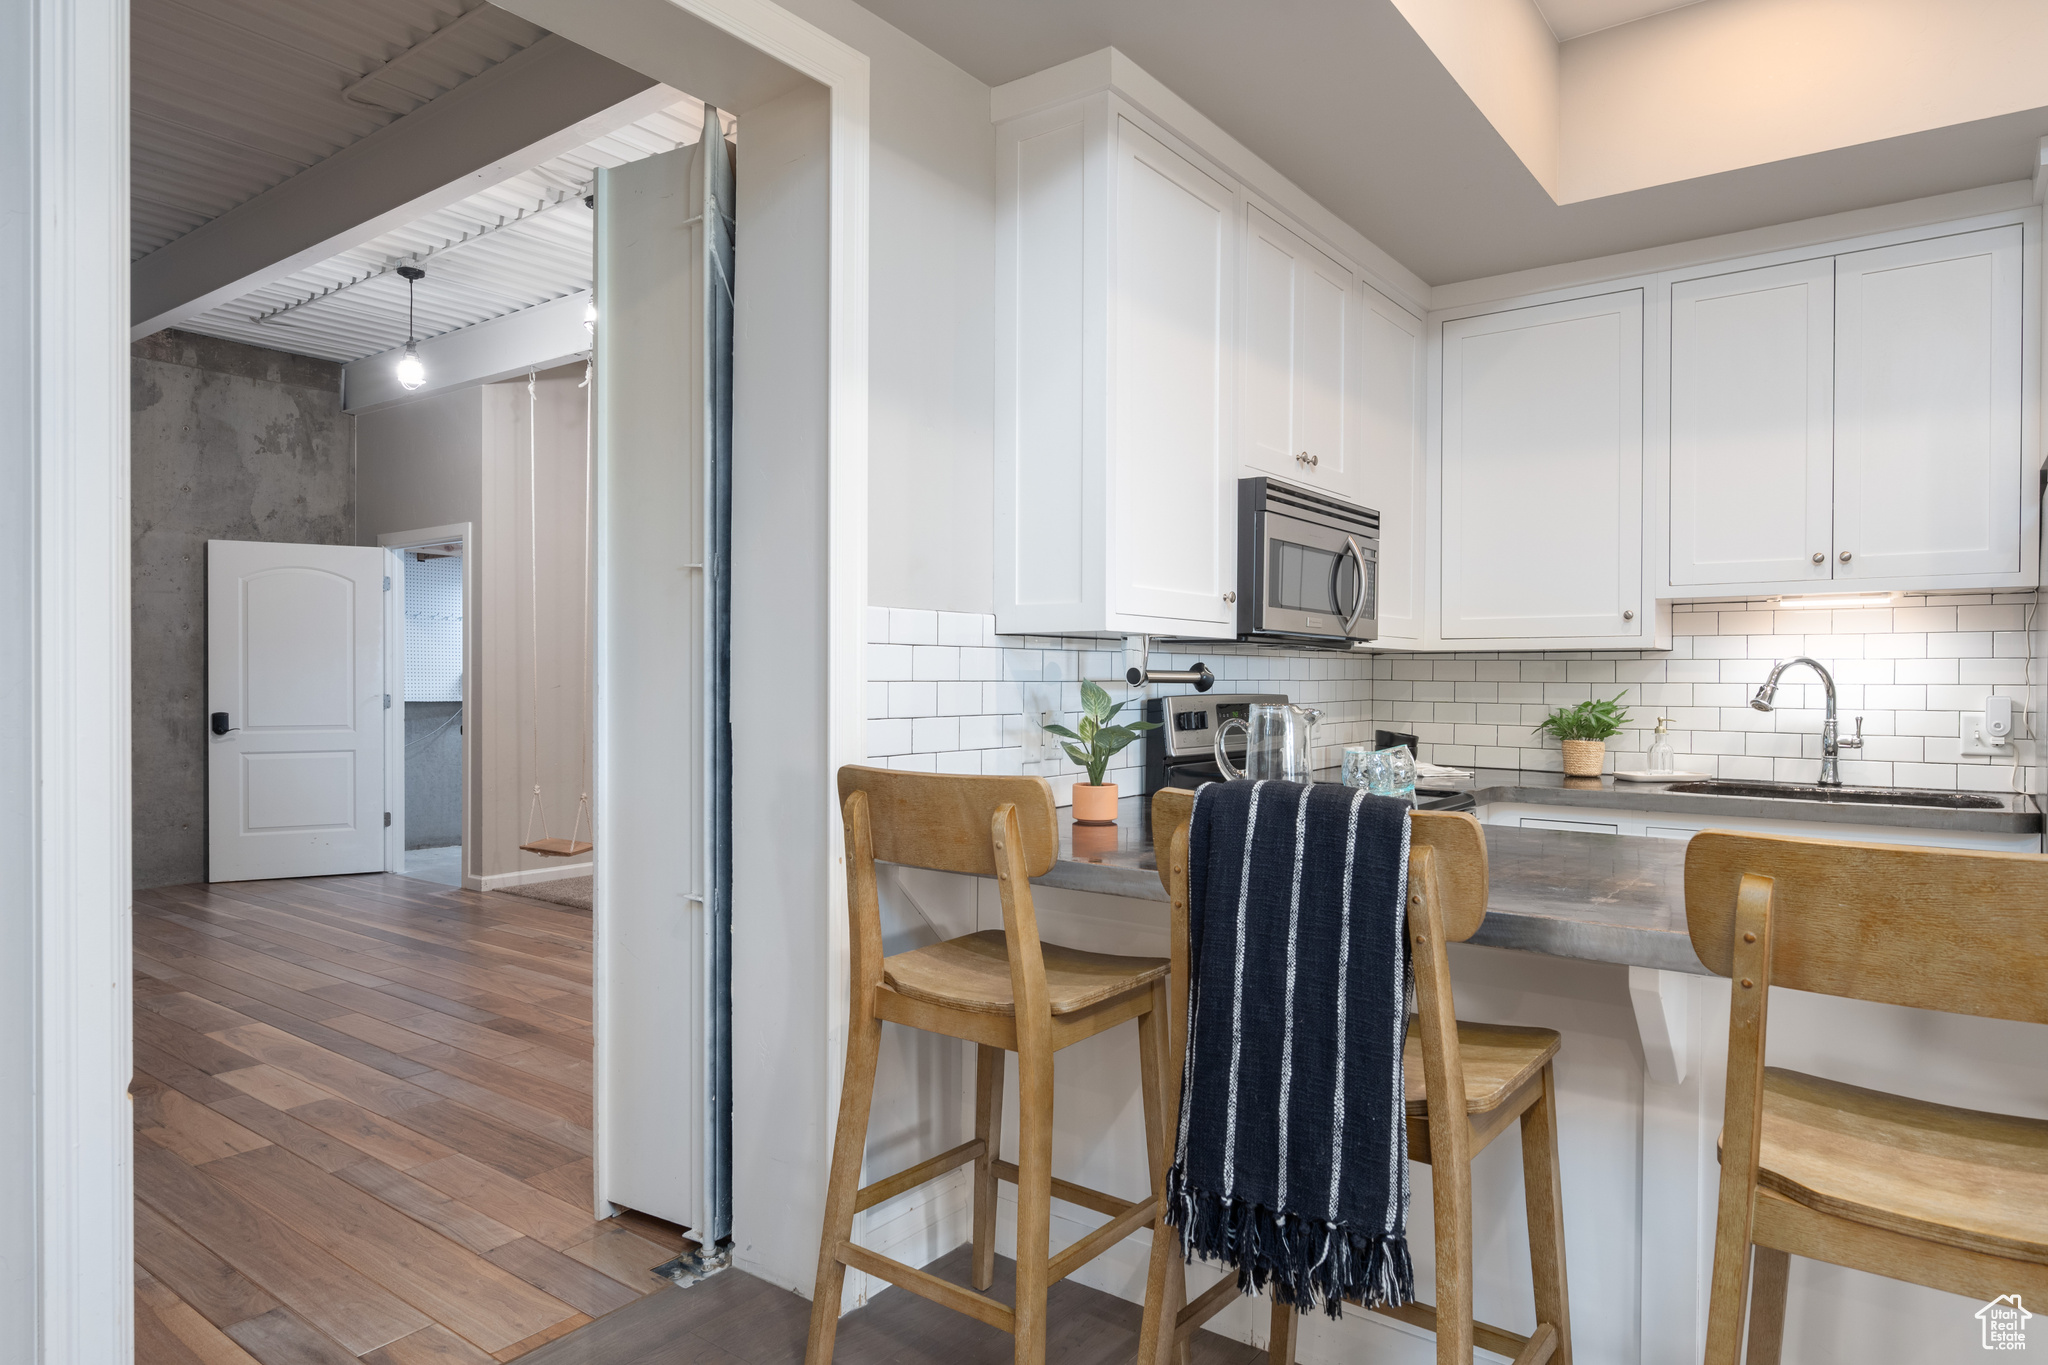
[1296,451,1318,468]
[1811,551,1825,564]
[1839,550,1852,563]
[1623,609,1634,621]
[1223,591,1236,604]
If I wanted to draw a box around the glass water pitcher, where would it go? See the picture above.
[1213,702,1323,783]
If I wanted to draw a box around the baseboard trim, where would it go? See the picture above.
[473,861,593,891]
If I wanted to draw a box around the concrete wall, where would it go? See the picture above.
[404,702,464,848]
[130,330,356,888]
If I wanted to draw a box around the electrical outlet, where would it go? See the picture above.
[1960,711,2014,758]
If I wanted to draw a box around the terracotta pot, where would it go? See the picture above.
[1070,823,1121,859]
[1560,739,1607,778]
[1071,782,1119,825]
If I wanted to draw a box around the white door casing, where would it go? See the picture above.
[207,540,393,882]
[1439,289,1644,641]
[1668,257,1835,588]
[1834,223,2024,581]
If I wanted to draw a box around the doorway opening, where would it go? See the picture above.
[386,527,470,887]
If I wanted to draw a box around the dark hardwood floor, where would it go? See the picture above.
[133,873,1263,1365]
[519,1247,1265,1365]
[132,872,688,1364]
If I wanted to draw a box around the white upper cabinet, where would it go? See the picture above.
[1239,206,1352,493]
[1833,224,2023,582]
[1356,283,1424,642]
[1668,258,1835,588]
[993,100,1240,636]
[1109,119,1239,627]
[1440,290,1645,643]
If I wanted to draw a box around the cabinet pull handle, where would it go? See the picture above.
[1811,551,1825,564]
[1295,451,1318,468]
[1839,550,1852,563]
[1223,591,1236,603]
[1623,609,1634,621]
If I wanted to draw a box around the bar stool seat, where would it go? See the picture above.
[1405,1022,1561,1115]
[884,930,1168,1016]
[1746,1066,2048,1264]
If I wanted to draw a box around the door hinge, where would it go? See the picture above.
[384,812,392,827]
[383,575,392,591]
[384,693,392,708]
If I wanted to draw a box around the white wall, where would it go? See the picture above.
[356,385,486,540]
[771,0,996,616]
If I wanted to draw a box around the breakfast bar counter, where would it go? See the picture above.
[1042,791,1706,972]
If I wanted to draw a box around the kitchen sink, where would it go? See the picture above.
[1662,780,2005,810]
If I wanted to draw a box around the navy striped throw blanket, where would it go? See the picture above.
[1165,778,1415,1317]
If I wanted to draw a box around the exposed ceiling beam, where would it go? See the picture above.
[132,34,663,339]
[341,289,591,412]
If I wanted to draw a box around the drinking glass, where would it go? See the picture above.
[1343,744,1418,806]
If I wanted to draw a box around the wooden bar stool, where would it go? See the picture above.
[806,767,1176,1365]
[1684,832,2048,1364]
[1140,789,1573,1365]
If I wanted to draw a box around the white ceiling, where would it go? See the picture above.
[1531,0,1704,42]
[853,0,2048,283]
[179,97,708,363]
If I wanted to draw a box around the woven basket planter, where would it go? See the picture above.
[1560,739,1607,777]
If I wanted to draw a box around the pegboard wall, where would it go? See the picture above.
[404,552,463,702]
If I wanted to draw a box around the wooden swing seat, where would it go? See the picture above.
[519,838,593,858]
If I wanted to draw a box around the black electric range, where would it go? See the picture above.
[1141,693,1476,812]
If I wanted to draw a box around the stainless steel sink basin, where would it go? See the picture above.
[1662,780,2005,810]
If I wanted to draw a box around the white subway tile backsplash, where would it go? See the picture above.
[868,592,2038,802]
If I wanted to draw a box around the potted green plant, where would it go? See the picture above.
[1045,680,1158,825]
[1535,692,1630,777]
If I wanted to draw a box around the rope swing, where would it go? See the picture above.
[519,364,595,859]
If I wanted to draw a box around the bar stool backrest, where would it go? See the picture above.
[837,766,1058,877]
[1684,831,2048,1022]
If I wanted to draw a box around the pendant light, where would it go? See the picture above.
[395,265,427,391]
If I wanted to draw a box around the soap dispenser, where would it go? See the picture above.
[1647,717,1676,775]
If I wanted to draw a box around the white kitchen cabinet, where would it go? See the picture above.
[1834,224,2024,582]
[1239,205,1352,496]
[994,100,1238,635]
[1355,282,1424,642]
[1668,258,1834,588]
[1439,290,1646,643]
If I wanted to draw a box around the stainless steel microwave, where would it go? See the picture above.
[1236,477,1378,644]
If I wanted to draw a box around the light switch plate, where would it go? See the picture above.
[1959,711,2014,758]
[1021,683,1061,760]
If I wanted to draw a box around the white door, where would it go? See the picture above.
[1834,224,2024,581]
[1440,290,1644,641]
[1239,204,1350,491]
[1110,116,1237,628]
[207,540,393,882]
[1668,258,1835,589]
[594,134,717,1232]
[1356,282,1424,641]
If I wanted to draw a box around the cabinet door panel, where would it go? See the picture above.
[1357,284,1423,640]
[1111,118,1236,625]
[1441,291,1643,640]
[1240,216,1297,480]
[1669,259,1833,587]
[1834,225,2023,580]
[1295,254,1349,490]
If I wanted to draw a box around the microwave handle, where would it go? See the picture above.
[1341,536,1369,633]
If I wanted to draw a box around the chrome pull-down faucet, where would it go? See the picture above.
[1749,656,1863,786]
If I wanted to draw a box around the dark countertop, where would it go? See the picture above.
[1430,767,2040,833]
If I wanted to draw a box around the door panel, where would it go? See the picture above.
[1239,204,1349,489]
[207,541,390,881]
[1834,225,2023,580]
[1440,290,1644,641]
[1111,117,1236,625]
[1668,258,1834,587]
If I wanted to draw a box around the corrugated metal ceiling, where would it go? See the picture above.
[178,98,711,363]
[132,0,550,261]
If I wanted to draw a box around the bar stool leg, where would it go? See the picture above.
[1745,1247,1790,1365]
[1012,1026,1056,1365]
[973,1045,1006,1292]
[1519,1062,1573,1365]
[804,1006,884,1365]
[1136,982,1186,1365]
[1433,1143,1476,1365]
[1265,1300,1297,1365]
